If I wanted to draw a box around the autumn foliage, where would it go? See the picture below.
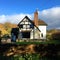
[0,22,17,36]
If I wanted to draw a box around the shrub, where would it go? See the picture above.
[2,34,10,40]
[52,32,60,40]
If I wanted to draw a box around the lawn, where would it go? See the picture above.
[15,40,60,45]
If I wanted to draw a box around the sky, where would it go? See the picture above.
[0,0,60,29]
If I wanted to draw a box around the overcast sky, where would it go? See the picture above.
[0,0,60,29]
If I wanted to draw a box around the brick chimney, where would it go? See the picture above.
[34,10,38,27]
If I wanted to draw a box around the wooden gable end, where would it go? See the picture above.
[18,16,34,29]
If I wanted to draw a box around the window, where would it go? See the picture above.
[20,25,23,28]
[41,33,43,37]
[30,25,34,28]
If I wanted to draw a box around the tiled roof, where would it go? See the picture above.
[33,19,47,26]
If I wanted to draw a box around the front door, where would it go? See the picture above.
[21,31,30,38]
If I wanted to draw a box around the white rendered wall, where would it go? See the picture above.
[30,30,34,39]
[34,27,40,39]
[38,26,46,39]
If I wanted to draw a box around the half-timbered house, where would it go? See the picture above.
[11,10,47,41]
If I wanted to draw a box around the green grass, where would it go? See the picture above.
[14,40,60,45]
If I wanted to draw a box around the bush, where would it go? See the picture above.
[2,34,10,40]
[52,32,60,40]
[46,33,53,41]
[0,31,2,43]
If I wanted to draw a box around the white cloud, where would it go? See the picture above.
[0,7,60,29]
[39,7,60,29]
[0,13,33,24]
[0,15,6,23]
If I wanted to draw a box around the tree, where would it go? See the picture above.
[0,30,2,43]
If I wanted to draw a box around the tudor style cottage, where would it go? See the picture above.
[11,10,47,41]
